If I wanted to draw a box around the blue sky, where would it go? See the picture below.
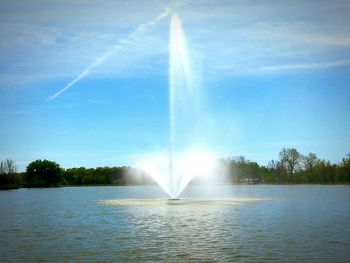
[1,0,350,171]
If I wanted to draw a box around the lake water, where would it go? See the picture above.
[1,185,349,262]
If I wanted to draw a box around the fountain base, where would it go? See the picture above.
[98,198,273,206]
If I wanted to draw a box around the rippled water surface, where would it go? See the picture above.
[1,185,349,262]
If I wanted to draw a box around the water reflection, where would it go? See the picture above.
[98,198,273,206]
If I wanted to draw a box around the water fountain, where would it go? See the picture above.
[138,14,217,198]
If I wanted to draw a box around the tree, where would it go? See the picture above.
[0,159,16,174]
[26,159,62,187]
[279,148,300,181]
[267,159,286,183]
[0,159,20,188]
[335,154,350,182]
[234,156,246,165]
[302,153,319,172]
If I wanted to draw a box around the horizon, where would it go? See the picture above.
[1,0,350,172]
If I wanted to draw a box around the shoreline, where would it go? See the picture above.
[1,182,349,190]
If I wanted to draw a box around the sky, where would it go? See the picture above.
[1,0,350,171]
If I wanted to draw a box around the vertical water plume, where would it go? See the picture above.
[168,14,195,197]
[137,13,217,198]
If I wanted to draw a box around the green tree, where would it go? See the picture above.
[267,160,286,183]
[313,160,336,183]
[26,159,62,187]
[228,156,265,184]
[335,154,350,182]
[279,148,300,181]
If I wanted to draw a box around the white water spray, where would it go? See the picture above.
[138,14,217,198]
[47,7,172,102]
[169,13,194,196]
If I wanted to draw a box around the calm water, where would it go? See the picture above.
[1,185,349,262]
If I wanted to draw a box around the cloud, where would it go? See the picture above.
[1,0,350,88]
[192,19,350,74]
[47,5,173,101]
[259,59,350,73]
[0,1,174,87]
[0,23,61,48]
[173,1,350,78]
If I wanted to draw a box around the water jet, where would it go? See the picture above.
[137,14,217,199]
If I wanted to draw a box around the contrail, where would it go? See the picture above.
[47,6,172,102]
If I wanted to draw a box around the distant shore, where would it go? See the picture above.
[2,182,350,191]
[2,149,349,189]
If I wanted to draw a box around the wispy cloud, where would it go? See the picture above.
[176,1,350,78]
[0,23,61,47]
[1,0,350,87]
[259,59,350,72]
[47,6,173,101]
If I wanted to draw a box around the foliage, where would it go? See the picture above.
[226,149,350,184]
[0,159,21,189]
[25,159,62,187]
[279,148,301,180]
[225,156,267,184]
[61,166,154,186]
[1,148,350,190]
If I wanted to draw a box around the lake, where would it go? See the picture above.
[1,185,349,262]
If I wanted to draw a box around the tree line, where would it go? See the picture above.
[1,148,349,189]
[0,159,154,189]
[221,148,350,184]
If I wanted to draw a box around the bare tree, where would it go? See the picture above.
[279,148,300,179]
[268,159,286,182]
[267,160,278,171]
[0,159,18,187]
[302,153,319,172]
[0,159,17,175]
[234,156,246,164]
